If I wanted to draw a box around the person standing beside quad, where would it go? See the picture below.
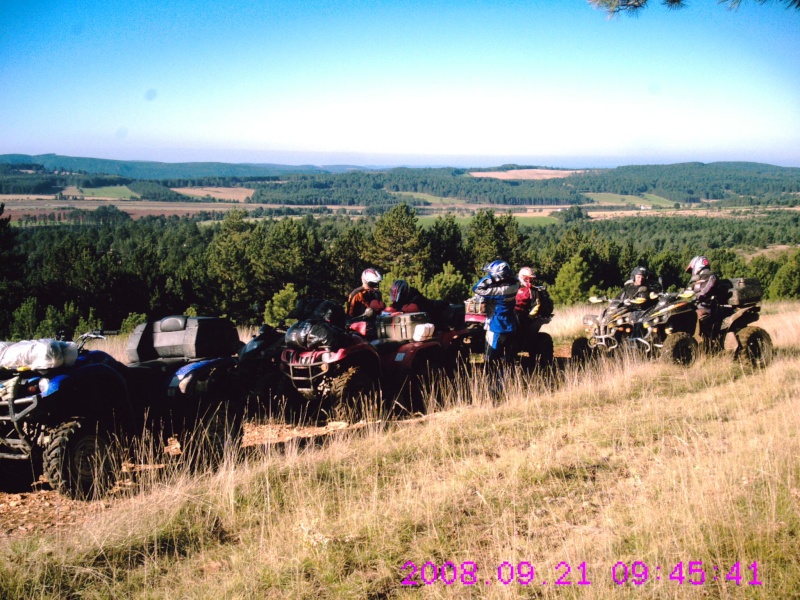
[514,267,555,366]
[347,268,385,319]
[515,267,554,322]
[472,260,519,364]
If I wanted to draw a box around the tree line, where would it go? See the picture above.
[1,201,799,341]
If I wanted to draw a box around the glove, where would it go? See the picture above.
[474,277,493,292]
[364,307,374,317]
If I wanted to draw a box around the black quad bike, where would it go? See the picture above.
[630,278,773,368]
[0,315,244,498]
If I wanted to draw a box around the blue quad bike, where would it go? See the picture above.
[0,315,244,498]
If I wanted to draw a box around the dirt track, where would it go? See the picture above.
[0,420,381,538]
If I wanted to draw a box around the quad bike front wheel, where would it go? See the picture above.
[570,337,596,366]
[660,332,698,367]
[43,419,118,499]
[178,401,244,470]
[735,326,773,369]
[326,365,379,422]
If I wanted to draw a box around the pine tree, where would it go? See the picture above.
[769,250,800,299]
[367,203,429,278]
[552,253,593,305]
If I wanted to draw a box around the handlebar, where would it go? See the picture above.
[75,329,118,351]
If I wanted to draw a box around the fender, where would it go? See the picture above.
[386,341,442,372]
[722,305,760,332]
[170,356,238,398]
[42,361,136,431]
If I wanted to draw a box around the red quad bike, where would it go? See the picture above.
[280,317,381,421]
[463,295,488,356]
[371,311,448,414]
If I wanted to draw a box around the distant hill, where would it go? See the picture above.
[0,154,331,179]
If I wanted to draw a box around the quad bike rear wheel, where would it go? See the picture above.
[527,332,554,368]
[735,326,773,369]
[660,332,698,367]
[44,419,118,499]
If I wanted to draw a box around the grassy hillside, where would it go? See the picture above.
[1,304,799,598]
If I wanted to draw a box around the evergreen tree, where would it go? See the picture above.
[465,209,523,274]
[367,203,429,278]
[421,262,470,304]
[263,283,299,327]
[205,210,256,322]
[769,250,800,299]
[424,213,470,277]
[552,253,593,305]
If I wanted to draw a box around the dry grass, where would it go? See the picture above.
[5,304,798,598]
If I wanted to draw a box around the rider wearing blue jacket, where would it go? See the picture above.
[472,260,519,363]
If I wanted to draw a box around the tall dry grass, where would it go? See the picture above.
[3,303,798,598]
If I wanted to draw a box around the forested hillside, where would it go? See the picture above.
[1,198,799,341]
[2,158,799,208]
[0,154,326,179]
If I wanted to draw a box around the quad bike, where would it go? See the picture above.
[630,278,772,368]
[466,294,555,368]
[280,317,381,421]
[571,294,654,364]
[0,315,244,498]
[370,310,449,413]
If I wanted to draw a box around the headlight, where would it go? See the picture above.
[38,378,50,395]
[615,318,624,326]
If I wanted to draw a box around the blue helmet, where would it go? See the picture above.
[484,260,512,281]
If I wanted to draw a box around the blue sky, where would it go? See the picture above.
[1,0,798,168]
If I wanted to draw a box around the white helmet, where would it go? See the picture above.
[518,267,536,286]
[361,268,382,288]
[686,256,710,277]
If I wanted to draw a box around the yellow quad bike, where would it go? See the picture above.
[633,278,773,368]
[571,294,654,363]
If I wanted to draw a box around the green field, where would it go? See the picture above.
[72,185,140,199]
[585,192,674,207]
[390,191,460,205]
